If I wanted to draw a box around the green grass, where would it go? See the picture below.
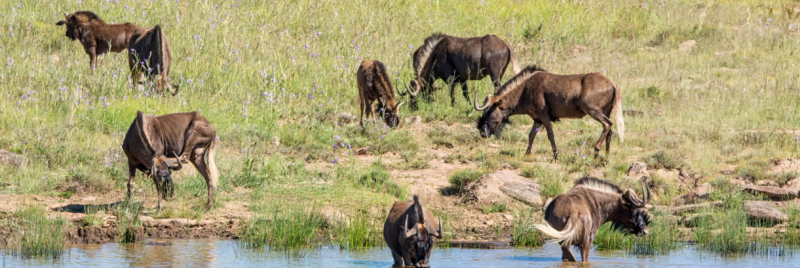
[10,206,67,259]
[448,169,488,194]
[511,208,544,247]
[333,209,383,250]
[239,204,325,249]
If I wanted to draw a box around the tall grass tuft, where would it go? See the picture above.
[448,169,487,194]
[511,209,544,247]
[11,206,66,259]
[333,210,382,250]
[239,205,324,249]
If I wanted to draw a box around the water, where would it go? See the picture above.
[1,239,798,268]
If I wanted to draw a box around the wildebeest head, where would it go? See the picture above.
[402,214,443,267]
[381,99,404,128]
[617,184,651,237]
[473,93,508,138]
[55,11,101,41]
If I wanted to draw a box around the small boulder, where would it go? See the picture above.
[405,115,422,126]
[783,179,800,195]
[0,149,25,167]
[742,185,797,200]
[676,183,711,204]
[270,137,281,147]
[743,201,787,224]
[679,40,697,52]
[627,162,650,179]
[336,112,355,124]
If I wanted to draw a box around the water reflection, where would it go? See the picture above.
[0,240,798,268]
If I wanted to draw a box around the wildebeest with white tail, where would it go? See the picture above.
[128,25,179,95]
[534,177,651,262]
[357,60,404,129]
[122,111,219,211]
[384,195,443,268]
[55,11,139,70]
[474,66,624,160]
[403,33,521,107]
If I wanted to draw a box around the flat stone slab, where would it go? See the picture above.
[460,170,542,206]
[743,201,787,223]
[670,201,723,215]
[447,240,510,249]
[743,185,797,200]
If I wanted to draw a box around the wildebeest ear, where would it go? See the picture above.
[622,189,643,207]
[56,20,66,25]
[490,96,503,107]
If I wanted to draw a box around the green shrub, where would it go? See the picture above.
[448,169,487,194]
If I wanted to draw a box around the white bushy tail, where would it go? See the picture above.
[207,137,219,190]
[533,221,579,247]
[613,83,625,143]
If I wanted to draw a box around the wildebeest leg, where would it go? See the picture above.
[526,121,543,155]
[191,147,215,209]
[605,129,613,157]
[585,108,613,159]
[448,78,458,106]
[561,245,576,262]
[538,114,558,160]
[461,82,470,104]
[87,46,97,70]
[401,248,412,267]
[152,176,163,212]
[391,251,404,267]
[359,98,365,130]
[127,162,137,200]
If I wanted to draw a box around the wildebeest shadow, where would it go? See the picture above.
[52,201,142,214]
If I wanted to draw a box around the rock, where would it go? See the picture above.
[627,162,649,179]
[336,112,355,124]
[405,115,422,126]
[669,201,724,215]
[489,143,500,148]
[503,214,513,221]
[50,54,60,65]
[82,196,98,202]
[679,40,697,52]
[742,185,797,200]
[783,179,800,195]
[320,207,350,227]
[484,220,494,226]
[355,147,371,156]
[677,183,711,204]
[500,163,513,170]
[460,170,543,206]
[743,201,787,223]
[434,151,450,160]
[682,213,715,227]
[0,149,25,167]
[757,180,779,187]
[270,137,281,147]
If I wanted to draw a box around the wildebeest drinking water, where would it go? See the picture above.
[384,195,443,268]
[357,60,404,129]
[534,177,651,262]
[128,25,179,95]
[122,111,219,212]
[403,33,521,107]
[474,66,625,160]
[56,11,139,70]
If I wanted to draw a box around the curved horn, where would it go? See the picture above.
[403,215,417,238]
[63,11,68,17]
[407,81,420,97]
[641,180,651,205]
[434,216,443,239]
[151,157,158,177]
[395,102,405,113]
[473,92,493,111]
[398,84,407,97]
[171,151,183,170]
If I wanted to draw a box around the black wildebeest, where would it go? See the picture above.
[122,111,219,212]
[56,11,139,70]
[403,33,521,107]
[534,177,651,262]
[128,25,179,95]
[384,195,443,268]
[474,66,625,160]
[357,60,404,129]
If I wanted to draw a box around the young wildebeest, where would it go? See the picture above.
[534,177,651,262]
[56,11,139,70]
[474,66,625,160]
[403,33,521,107]
[384,195,443,268]
[128,25,179,95]
[122,111,219,212]
[357,60,404,129]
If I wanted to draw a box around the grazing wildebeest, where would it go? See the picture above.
[474,66,625,160]
[534,177,651,262]
[384,195,443,268]
[55,11,139,70]
[122,111,219,212]
[403,33,521,107]
[357,60,404,129]
[128,25,179,95]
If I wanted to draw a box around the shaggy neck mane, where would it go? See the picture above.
[414,33,445,79]
[495,65,545,97]
[574,177,623,195]
[373,62,396,106]
[74,11,106,24]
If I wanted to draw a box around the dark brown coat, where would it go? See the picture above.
[474,66,625,160]
[383,196,442,268]
[56,11,139,70]
[357,60,404,129]
[128,25,179,95]
[404,33,521,107]
[121,111,219,212]
[534,177,650,262]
